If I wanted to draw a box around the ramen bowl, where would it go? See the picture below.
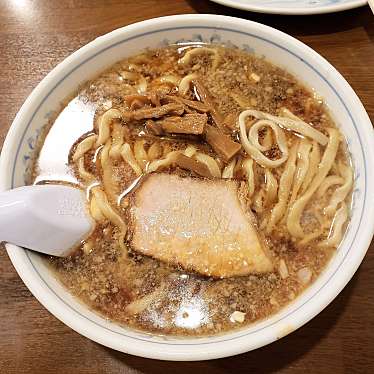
[1,14,373,361]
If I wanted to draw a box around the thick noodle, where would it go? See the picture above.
[179,47,220,69]
[72,134,97,162]
[77,157,95,182]
[100,139,111,168]
[289,139,312,207]
[253,189,265,213]
[319,203,348,247]
[134,139,149,171]
[239,113,289,168]
[178,73,198,96]
[195,152,221,178]
[96,109,122,146]
[109,122,126,160]
[147,151,179,173]
[324,162,353,216]
[222,157,237,179]
[301,141,320,194]
[147,142,162,161]
[240,109,328,145]
[279,107,300,121]
[264,169,278,207]
[316,175,344,198]
[90,194,105,222]
[91,187,126,232]
[183,145,197,158]
[287,128,340,238]
[299,230,323,245]
[120,71,147,93]
[266,143,298,233]
[101,140,119,204]
[242,158,255,197]
[160,75,180,86]
[121,143,142,176]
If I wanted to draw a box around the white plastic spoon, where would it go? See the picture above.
[0,185,94,256]
[369,0,374,14]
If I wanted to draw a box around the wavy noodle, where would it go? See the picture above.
[324,162,353,216]
[160,75,180,86]
[287,128,340,238]
[100,139,111,168]
[179,47,220,69]
[91,187,127,232]
[146,146,198,174]
[242,158,255,197]
[253,189,265,213]
[96,109,122,146]
[120,71,138,81]
[240,109,328,145]
[316,175,344,198]
[125,284,165,315]
[137,76,147,94]
[319,203,348,247]
[126,63,141,72]
[120,71,147,93]
[264,169,278,207]
[239,113,289,168]
[314,210,327,228]
[101,140,119,203]
[194,152,221,178]
[121,143,143,176]
[73,134,98,162]
[299,230,323,245]
[147,142,162,161]
[330,161,340,175]
[183,145,197,158]
[90,194,105,222]
[289,139,312,206]
[279,107,301,121]
[248,121,276,152]
[178,73,198,96]
[266,143,298,233]
[301,141,320,194]
[82,239,94,255]
[147,151,179,173]
[134,139,149,171]
[222,157,237,179]
[109,122,125,160]
[77,157,95,182]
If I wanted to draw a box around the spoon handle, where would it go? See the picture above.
[0,185,93,257]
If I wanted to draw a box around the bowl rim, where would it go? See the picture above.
[209,0,367,15]
[1,14,373,361]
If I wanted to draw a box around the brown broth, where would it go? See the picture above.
[33,44,351,336]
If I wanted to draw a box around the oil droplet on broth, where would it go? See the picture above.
[35,96,96,185]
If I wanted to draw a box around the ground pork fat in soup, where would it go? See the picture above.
[33,45,353,336]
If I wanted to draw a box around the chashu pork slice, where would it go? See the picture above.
[129,173,273,278]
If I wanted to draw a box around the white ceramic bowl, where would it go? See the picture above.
[1,15,373,361]
[209,0,367,15]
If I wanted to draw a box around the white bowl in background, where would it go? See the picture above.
[209,0,367,15]
[0,15,373,361]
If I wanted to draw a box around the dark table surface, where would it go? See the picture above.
[0,1,373,373]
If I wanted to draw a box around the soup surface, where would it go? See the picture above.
[33,44,353,336]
